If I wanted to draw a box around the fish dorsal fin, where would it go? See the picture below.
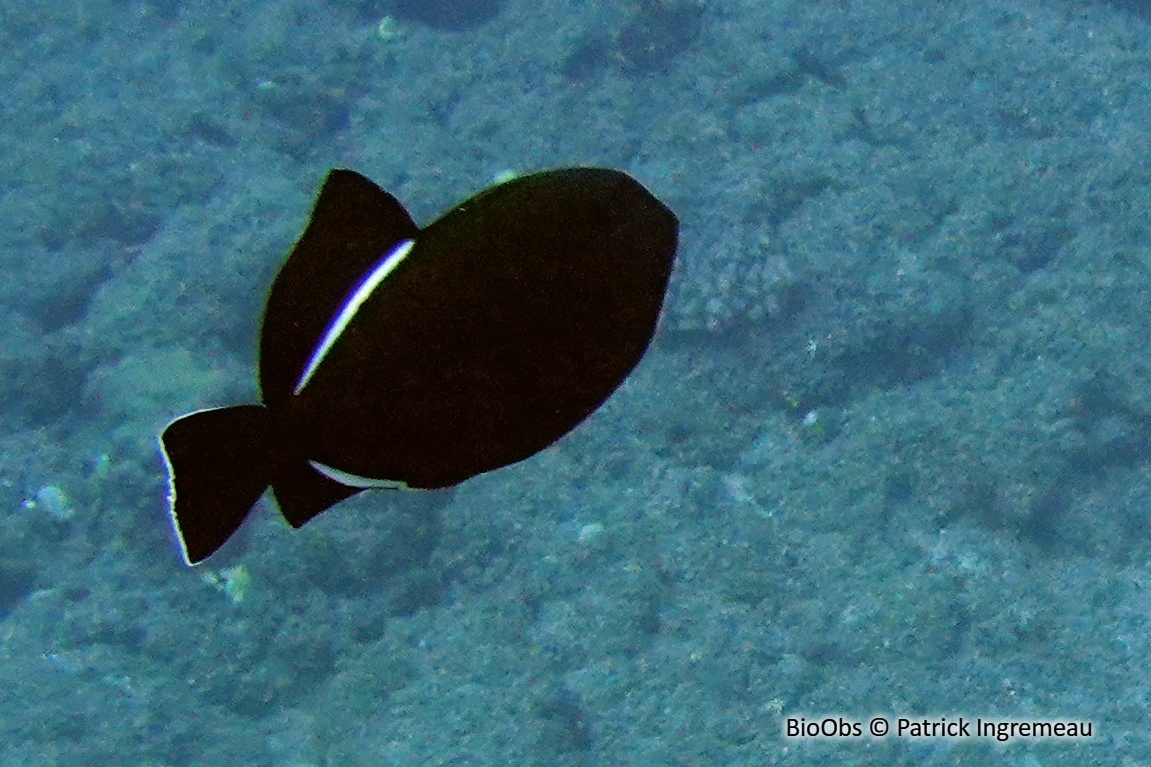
[259,169,419,405]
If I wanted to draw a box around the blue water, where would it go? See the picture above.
[1,0,1148,764]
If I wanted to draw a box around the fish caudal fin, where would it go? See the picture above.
[160,405,277,565]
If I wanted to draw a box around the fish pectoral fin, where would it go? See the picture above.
[271,460,364,529]
[160,405,276,566]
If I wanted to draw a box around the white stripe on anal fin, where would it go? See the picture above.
[309,459,410,489]
[294,239,416,395]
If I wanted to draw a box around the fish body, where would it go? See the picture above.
[161,168,678,564]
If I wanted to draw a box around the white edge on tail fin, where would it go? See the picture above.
[158,408,230,568]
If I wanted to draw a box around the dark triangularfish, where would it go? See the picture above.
[160,168,678,565]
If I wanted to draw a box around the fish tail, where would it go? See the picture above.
[159,405,278,565]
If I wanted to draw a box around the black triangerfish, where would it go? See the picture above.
[160,167,678,565]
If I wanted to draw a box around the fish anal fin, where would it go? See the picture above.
[271,461,364,528]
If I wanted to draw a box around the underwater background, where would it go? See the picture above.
[2,0,1151,764]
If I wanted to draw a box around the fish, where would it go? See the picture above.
[159,167,678,565]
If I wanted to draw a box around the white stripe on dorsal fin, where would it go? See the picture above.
[294,238,416,395]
